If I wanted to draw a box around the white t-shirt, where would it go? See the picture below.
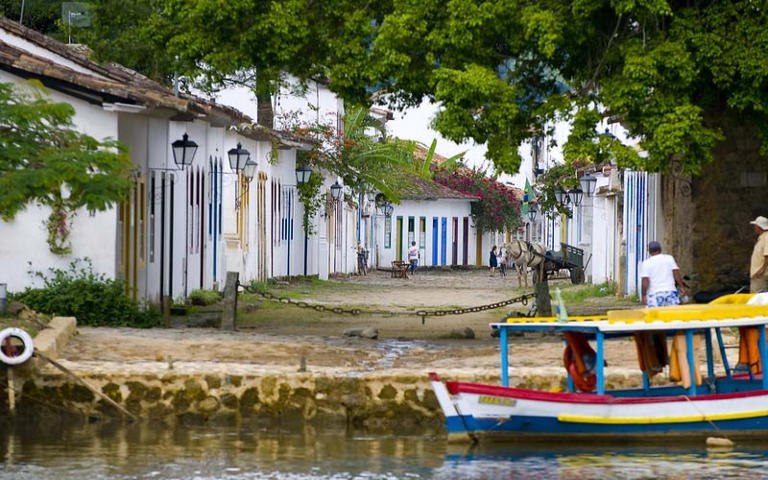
[639,253,679,295]
[408,246,419,260]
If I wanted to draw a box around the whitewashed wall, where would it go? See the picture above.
[0,70,119,293]
[375,199,474,268]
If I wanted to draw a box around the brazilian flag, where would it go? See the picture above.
[521,178,532,215]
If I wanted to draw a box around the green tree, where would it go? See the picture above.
[0,81,133,254]
[75,1,760,179]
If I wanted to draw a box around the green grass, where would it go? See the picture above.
[558,282,617,303]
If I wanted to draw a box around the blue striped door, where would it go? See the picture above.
[441,217,447,265]
[432,217,438,265]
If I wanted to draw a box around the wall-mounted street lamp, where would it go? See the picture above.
[381,202,394,218]
[171,133,198,169]
[579,173,597,198]
[227,142,251,173]
[568,187,584,207]
[330,181,343,203]
[528,201,539,223]
[554,187,570,206]
[296,165,312,185]
[296,165,313,276]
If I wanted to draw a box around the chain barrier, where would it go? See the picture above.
[237,281,536,324]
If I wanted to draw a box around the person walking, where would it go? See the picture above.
[407,241,420,274]
[498,247,507,277]
[489,245,498,275]
[750,216,768,293]
[640,241,686,307]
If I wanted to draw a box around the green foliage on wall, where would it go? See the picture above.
[0,81,133,254]
[11,259,161,328]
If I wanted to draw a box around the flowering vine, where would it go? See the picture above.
[433,167,522,233]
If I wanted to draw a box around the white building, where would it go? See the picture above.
[0,17,316,302]
[373,174,478,269]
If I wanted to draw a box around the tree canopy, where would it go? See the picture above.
[65,1,768,178]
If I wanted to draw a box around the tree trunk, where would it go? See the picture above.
[257,92,273,129]
[534,267,551,316]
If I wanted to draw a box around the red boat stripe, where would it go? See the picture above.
[445,381,768,404]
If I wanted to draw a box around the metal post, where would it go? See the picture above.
[715,328,732,380]
[759,324,768,390]
[0,283,6,315]
[596,330,605,394]
[686,330,696,395]
[303,230,309,276]
[500,326,509,387]
[705,329,714,386]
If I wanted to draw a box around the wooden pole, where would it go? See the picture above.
[7,368,14,416]
[35,351,138,421]
[221,271,239,331]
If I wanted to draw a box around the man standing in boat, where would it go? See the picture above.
[640,241,687,307]
[749,216,768,293]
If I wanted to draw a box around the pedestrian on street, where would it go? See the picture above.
[408,241,420,274]
[498,247,507,277]
[640,241,686,307]
[749,216,768,293]
[489,245,498,275]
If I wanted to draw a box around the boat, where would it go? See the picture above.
[430,293,768,442]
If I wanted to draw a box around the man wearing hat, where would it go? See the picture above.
[749,216,768,292]
[640,241,686,307]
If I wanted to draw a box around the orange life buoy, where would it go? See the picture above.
[562,333,598,393]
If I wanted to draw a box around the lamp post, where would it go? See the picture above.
[296,165,312,276]
[227,142,251,173]
[554,187,570,206]
[158,133,199,326]
[568,187,584,207]
[330,181,343,203]
[226,143,253,210]
[579,173,597,198]
[381,201,394,218]
[171,133,198,170]
[528,201,538,223]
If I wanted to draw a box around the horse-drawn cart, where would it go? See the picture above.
[540,242,585,284]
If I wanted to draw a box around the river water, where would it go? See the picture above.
[2,421,768,479]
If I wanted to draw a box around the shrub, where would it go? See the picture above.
[188,289,221,306]
[10,259,160,328]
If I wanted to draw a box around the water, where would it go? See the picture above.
[2,421,768,479]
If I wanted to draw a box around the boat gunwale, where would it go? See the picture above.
[445,380,768,404]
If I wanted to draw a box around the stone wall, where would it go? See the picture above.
[0,368,649,433]
[666,116,768,291]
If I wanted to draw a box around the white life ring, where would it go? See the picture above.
[0,328,34,366]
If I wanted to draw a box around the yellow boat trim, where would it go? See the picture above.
[558,409,768,424]
[505,315,608,324]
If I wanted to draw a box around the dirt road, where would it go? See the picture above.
[60,270,646,376]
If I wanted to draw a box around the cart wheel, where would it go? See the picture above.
[570,268,585,285]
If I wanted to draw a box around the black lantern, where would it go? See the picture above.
[528,201,538,222]
[568,187,584,207]
[579,173,597,197]
[171,133,198,168]
[227,142,251,173]
[296,165,312,185]
[382,201,394,218]
[243,159,258,181]
[554,187,570,206]
[330,181,343,202]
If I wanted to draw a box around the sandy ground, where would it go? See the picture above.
[58,270,658,375]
